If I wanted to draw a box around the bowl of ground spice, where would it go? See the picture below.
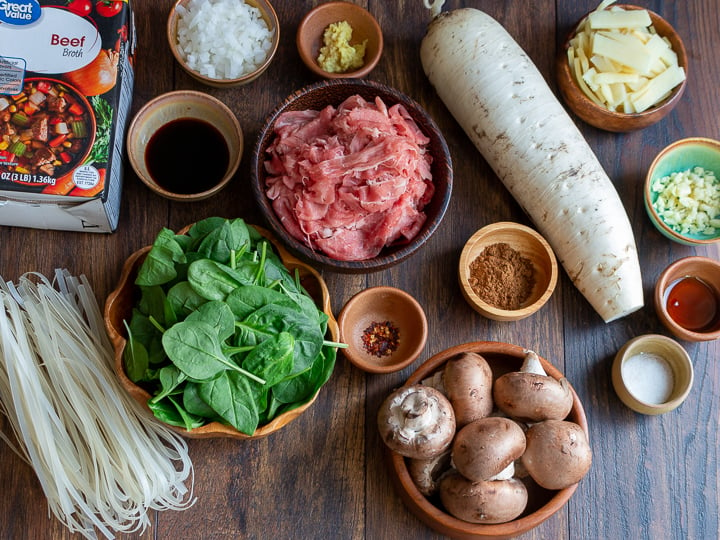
[458,222,559,321]
[338,286,428,373]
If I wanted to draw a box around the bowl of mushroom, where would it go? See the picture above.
[377,341,591,539]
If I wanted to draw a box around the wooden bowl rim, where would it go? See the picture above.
[387,341,588,538]
[103,223,339,439]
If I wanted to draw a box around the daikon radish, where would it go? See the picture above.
[420,7,643,322]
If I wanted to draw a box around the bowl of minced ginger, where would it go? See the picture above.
[296,1,383,79]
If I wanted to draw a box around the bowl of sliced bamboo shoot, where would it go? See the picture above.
[556,2,687,132]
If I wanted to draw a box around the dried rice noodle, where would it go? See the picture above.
[0,270,195,539]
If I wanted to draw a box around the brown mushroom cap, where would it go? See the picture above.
[521,419,592,490]
[451,417,526,482]
[492,350,574,423]
[439,471,528,524]
[377,384,456,459]
[442,352,494,427]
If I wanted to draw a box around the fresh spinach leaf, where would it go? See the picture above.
[136,228,186,286]
[199,370,263,435]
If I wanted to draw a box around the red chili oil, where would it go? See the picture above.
[146,118,229,195]
[361,320,400,357]
[664,276,719,332]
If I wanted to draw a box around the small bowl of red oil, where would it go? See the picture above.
[655,256,720,342]
[126,90,243,201]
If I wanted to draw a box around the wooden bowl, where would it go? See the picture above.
[612,334,693,415]
[458,222,558,321]
[296,1,383,79]
[556,5,687,132]
[387,341,589,539]
[654,256,720,342]
[644,137,720,245]
[251,78,453,273]
[104,224,339,439]
[338,286,427,374]
[167,0,279,87]
[126,90,243,201]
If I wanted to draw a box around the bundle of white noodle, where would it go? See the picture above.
[0,270,194,539]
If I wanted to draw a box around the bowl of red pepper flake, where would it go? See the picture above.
[338,286,428,373]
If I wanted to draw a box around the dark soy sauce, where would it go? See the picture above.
[146,118,230,195]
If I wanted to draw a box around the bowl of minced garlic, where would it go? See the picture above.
[296,1,383,79]
[458,222,559,321]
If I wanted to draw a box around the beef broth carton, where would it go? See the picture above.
[0,0,135,232]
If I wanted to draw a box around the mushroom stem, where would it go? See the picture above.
[520,349,547,376]
[399,391,435,432]
[488,461,515,481]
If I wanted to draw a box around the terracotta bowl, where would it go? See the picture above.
[644,137,720,245]
[556,5,687,132]
[251,78,453,273]
[386,341,589,539]
[654,256,720,342]
[338,286,427,374]
[126,90,243,201]
[612,334,693,415]
[296,1,383,79]
[104,224,339,439]
[458,222,558,321]
[167,0,279,87]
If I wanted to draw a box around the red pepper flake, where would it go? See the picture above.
[361,320,400,357]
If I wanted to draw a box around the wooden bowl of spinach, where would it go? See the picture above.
[104,217,342,439]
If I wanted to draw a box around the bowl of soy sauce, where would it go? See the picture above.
[127,90,243,201]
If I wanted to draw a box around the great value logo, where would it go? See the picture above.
[0,0,41,25]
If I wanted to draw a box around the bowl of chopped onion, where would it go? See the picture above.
[167,0,279,87]
[644,137,720,245]
[250,78,453,273]
[556,2,687,132]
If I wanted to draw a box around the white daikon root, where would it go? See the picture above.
[420,8,644,322]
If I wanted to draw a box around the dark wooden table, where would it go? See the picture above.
[2,1,718,539]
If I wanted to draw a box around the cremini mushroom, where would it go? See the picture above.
[442,352,494,427]
[439,471,528,524]
[493,349,573,422]
[521,419,592,490]
[451,416,526,482]
[377,384,456,459]
[407,450,452,497]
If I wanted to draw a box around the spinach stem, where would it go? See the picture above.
[149,316,166,333]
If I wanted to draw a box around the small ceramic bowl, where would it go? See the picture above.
[644,137,720,245]
[167,0,279,87]
[654,256,720,342]
[126,90,243,201]
[611,334,694,415]
[338,286,427,374]
[387,341,588,539]
[296,1,383,79]
[251,78,452,273]
[458,222,558,321]
[556,5,687,132]
[104,224,339,439]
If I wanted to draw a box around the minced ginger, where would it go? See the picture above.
[317,21,367,73]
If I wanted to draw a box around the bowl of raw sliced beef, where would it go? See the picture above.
[251,78,453,273]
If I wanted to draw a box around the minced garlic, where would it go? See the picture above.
[651,166,720,235]
[317,20,367,73]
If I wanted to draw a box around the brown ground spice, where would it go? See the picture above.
[468,242,536,310]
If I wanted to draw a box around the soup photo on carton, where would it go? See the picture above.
[0,0,135,233]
